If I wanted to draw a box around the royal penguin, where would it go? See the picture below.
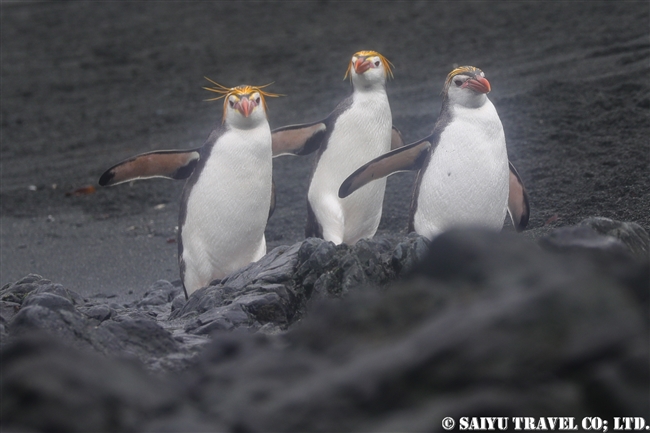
[338,66,530,239]
[99,79,280,297]
[270,50,405,245]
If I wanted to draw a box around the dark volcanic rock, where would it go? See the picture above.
[95,313,181,361]
[0,274,83,307]
[201,229,647,432]
[1,222,648,432]
[81,303,114,322]
[172,235,428,334]
[1,276,186,367]
[538,217,650,262]
[581,217,650,261]
[0,333,180,433]
[138,280,184,307]
[539,224,631,257]
[538,217,650,315]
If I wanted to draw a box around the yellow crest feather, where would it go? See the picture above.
[202,77,283,122]
[344,50,394,80]
[443,66,483,91]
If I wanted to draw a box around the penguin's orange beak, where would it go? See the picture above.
[238,97,253,117]
[464,76,491,94]
[354,57,371,74]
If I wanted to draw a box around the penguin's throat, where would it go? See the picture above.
[352,75,386,92]
[456,93,488,109]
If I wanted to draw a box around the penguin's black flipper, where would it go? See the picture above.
[271,121,327,157]
[98,149,201,186]
[339,138,431,198]
[507,161,530,232]
[268,179,276,221]
[391,126,405,150]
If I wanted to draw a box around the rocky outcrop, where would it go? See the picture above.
[0,234,429,369]
[1,218,648,432]
[172,234,428,334]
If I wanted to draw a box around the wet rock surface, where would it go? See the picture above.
[2,220,648,432]
[172,234,428,335]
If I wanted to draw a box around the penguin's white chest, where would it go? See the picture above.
[181,125,272,293]
[309,91,392,244]
[414,102,509,239]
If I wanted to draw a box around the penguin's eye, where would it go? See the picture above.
[255,96,261,104]
[229,99,236,108]
[454,79,463,87]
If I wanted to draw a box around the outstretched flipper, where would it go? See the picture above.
[271,121,327,157]
[507,161,530,232]
[339,138,432,198]
[99,149,201,186]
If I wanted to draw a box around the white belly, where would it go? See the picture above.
[414,102,509,239]
[308,91,392,245]
[181,126,272,294]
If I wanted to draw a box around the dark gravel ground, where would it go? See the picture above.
[1,2,648,298]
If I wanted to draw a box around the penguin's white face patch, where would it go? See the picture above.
[450,73,489,91]
[223,90,274,129]
[345,50,394,84]
[445,67,490,92]
[227,92,262,118]
[351,55,380,74]
[201,79,282,127]
[451,74,472,90]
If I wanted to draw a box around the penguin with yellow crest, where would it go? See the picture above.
[99,80,280,297]
[271,50,405,245]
